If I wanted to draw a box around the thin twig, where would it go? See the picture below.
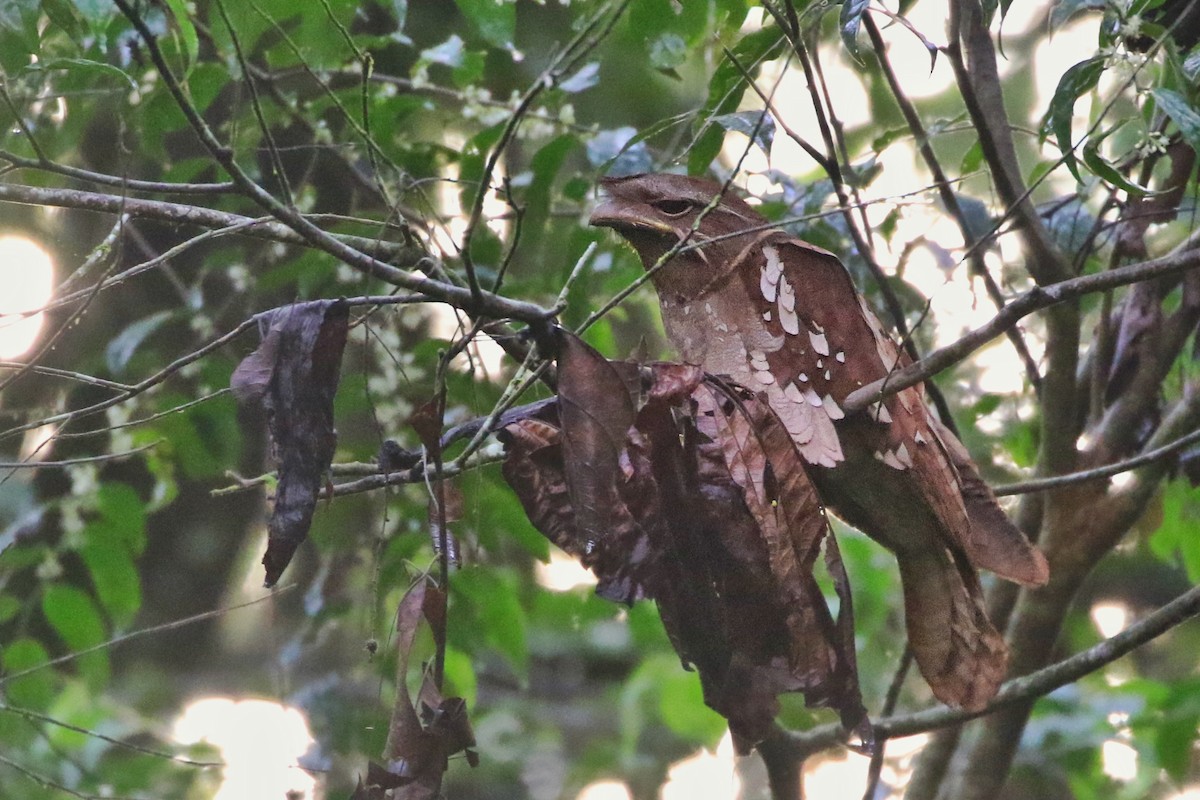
[843,246,1200,412]
[994,419,1200,496]
[784,581,1200,757]
[111,0,554,326]
[0,440,161,469]
[0,586,295,686]
[0,703,221,768]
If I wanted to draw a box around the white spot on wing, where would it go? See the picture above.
[761,246,783,302]
[914,429,927,444]
[823,395,844,419]
[803,387,823,407]
[836,351,846,363]
[881,449,906,470]
[809,330,830,356]
[798,373,808,382]
[871,402,892,424]
[895,442,913,467]
[779,305,800,334]
[777,273,796,312]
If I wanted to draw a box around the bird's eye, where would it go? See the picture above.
[652,199,693,216]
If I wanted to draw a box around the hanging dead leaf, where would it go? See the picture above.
[231,300,350,587]
[378,577,475,800]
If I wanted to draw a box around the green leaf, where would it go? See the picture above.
[658,669,726,744]
[23,58,137,92]
[1049,0,1106,31]
[0,0,39,43]
[1150,480,1200,580]
[453,0,515,49]
[0,594,18,623]
[41,0,86,43]
[42,584,109,688]
[840,0,870,60]
[960,140,984,174]
[162,0,199,70]
[649,32,687,71]
[97,483,148,555]
[442,646,477,709]
[81,532,141,629]
[688,27,784,175]
[711,110,775,159]
[106,311,175,377]
[455,568,529,677]
[524,133,578,238]
[1152,88,1200,153]
[1,637,55,708]
[1043,56,1104,183]
[1081,134,1153,195]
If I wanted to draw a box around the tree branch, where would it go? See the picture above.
[781,580,1200,757]
[843,247,1200,412]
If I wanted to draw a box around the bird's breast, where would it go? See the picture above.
[659,290,783,372]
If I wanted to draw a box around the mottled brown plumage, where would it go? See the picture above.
[590,172,1048,710]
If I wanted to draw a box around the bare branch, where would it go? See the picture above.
[844,247,1200,412]
[782,581,1200,757]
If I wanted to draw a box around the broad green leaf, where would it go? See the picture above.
[961,140,984,174]
[162,0,199,70]
[453,0,515,49]
[0,0,39,55]
[41,0,85,43]
[524,133,578,243]
[42,584,109,688]
[711,110,775,159]
[688,26,784,175]
[1152,88,1200,153]
[81,532,141,628]
[106,311,175,377]
[658,669,726,744]
[455,568,529,677]
[1049,0,1105,32]
[23,58,137,92]
[1,637,56,708]
[1043,56,1104,183]
[1149,480,1200,580]
[1081,136,1153,195]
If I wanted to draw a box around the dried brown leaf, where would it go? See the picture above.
[231,300,350,587]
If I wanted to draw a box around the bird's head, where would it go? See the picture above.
[589,173,770,299]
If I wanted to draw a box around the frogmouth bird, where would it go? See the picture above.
[589,172,1048,711]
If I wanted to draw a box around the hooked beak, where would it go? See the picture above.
[588,198,673,235]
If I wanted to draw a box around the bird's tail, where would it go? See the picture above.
[897,549,1008,710]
